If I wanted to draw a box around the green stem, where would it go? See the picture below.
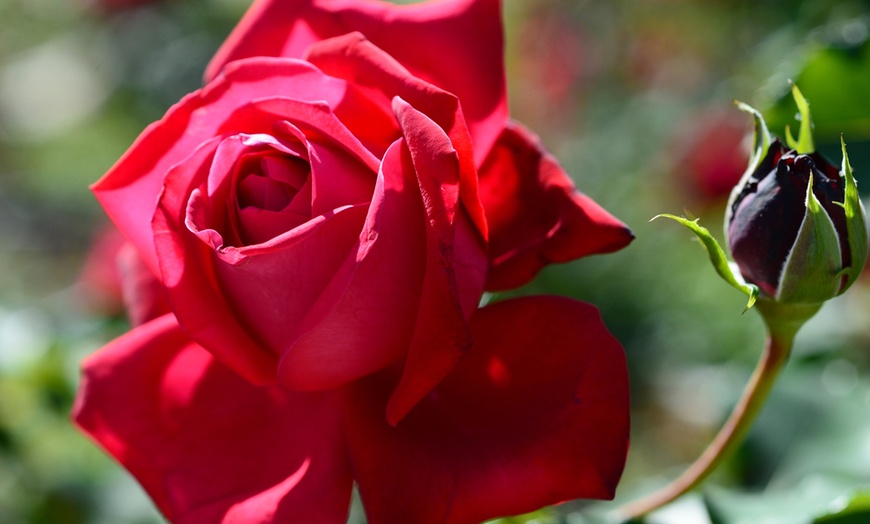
[614,300,819,521]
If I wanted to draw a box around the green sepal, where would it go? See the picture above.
[785,83,815,154]
[734,100,771,176]
[726,100,773,231]
[775,173,843,303]
[653,214,758,311]
[837,136,868,293]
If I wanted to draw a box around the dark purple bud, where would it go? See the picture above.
[726,139,850,300]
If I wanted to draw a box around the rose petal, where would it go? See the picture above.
[211,205,369,364]
[277,138,427,390]
[153,137,277,384]
[93,58,350,275]
[218,98,381,175]
[236,207,312,246]
[153,97,384,385]
[155,134,373,385]
[345,296,630,524]
[479,121,634,290]
[385,98,487,425]
[304,32,488,240]
[72,314,353,524]
[207,132,309,247]
[205,0,507,164]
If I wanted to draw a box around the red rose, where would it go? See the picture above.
[206,0,634,289]
[73,0,633,522]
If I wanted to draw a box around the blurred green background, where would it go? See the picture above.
[1,0,869,522]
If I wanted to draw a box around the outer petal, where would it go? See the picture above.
[93,58,350,275]
[206,0,507,163]
[72,314,353,524]
[479,122,634,290]
[345,296,630,524]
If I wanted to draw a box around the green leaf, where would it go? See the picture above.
[764,40,870,145]
[652,214,758,311]
[814,490,870,523]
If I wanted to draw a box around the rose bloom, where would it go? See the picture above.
[73,0,634,522]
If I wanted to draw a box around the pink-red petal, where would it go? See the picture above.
[303,32,488,240]
[385,98,486,425]
[154,138,279,385]
[72,314,353,524]
[479,122,634,290]
[93,58,350,275]
[345,296,630,524]
[206,0,507,165]
[277,138,427,390]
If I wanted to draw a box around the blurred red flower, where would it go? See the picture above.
[674,107,749,204]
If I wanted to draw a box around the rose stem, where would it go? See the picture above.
[614,300,814,521]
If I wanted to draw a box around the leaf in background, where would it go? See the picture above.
[703,476,868,524]
[765,38,870,144]
[814,490,870,523]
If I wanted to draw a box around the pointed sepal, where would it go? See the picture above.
[726,100,772,228]
[784,83,815,154]
[734,100,771,177]
[838,136,868,293]
[653,214,758,311]
[775,173,842,303]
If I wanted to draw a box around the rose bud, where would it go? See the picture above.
[725,88,867,305]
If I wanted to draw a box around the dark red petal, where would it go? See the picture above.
[93,58,349,275]
[480,121,634,290]
[206,0,507,165]
[345,296,630,524]
[304,32,488,240]
[72,314,353,524]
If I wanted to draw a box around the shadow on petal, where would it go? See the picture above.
[345,296,630,524]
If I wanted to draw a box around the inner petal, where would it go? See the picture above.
[236,153,311,212]
[233,152,313,246]
[237,172,297,211]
